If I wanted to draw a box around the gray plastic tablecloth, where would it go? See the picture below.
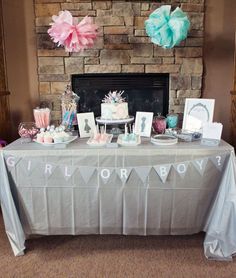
[0,138,236,260]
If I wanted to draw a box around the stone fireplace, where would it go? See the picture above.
[35,0,204,123]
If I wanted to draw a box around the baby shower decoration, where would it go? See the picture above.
[48,10,98,52]
[145,5,190,49]
[5,153,228,184]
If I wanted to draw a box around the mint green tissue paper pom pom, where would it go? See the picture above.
[145,5,190,49]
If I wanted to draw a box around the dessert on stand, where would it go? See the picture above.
[117,124,141,146]
[96,90,134,135]
[87,125,113,146]
[34,125,77,146]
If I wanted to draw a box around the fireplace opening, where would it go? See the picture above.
[71,73,169,118]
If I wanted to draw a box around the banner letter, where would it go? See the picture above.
[64,166,71,177]
[6,156,15,167]
[45,164,52,175]
[196,160,203,170]
[101,168,110,179]
[177,163,186,174]
[120,168,128,180]
[27,160,31,171]
[160,166,167,177]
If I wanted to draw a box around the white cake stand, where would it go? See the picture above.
[96,116,134,136]
[96,116,134,125]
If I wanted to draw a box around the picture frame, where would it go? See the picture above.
[134,111,154,137]
[77,112,96,138]
[182,98,215,132]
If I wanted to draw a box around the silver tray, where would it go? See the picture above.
[151,134,178,146]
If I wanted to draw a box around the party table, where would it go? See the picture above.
[0,138,236,261]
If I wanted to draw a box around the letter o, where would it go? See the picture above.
[101,168,110,179]
[177,164,186,174]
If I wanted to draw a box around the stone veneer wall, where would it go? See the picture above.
[35,0,204,123]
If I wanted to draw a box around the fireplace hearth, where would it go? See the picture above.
[72,73,169,118]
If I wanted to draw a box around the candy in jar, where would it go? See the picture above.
[152,114,166,134]
[166,110,178,128]
[61,85,80,129]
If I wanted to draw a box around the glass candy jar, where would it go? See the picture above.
[18,122,38,143]
[166,110,178,129]
[152,114,166,134]
[61,85,80,131]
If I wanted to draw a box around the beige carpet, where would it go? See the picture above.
[0,213,236,278]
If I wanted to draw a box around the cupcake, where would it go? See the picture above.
[61,131,70,142]
[53,133,64,143]
[36,133,44,143]
[44,132,53,143]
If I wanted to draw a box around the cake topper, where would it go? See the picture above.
[102,90,125,104]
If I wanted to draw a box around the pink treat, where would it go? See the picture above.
[153,116,166,134]
[100,133,108,141]
[44,136,53,143]
[36,134,44,143]
[94,134,101,141]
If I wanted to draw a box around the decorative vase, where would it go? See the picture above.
[18,122,38,143]
[166,110,178,128]
[152,115,166,134]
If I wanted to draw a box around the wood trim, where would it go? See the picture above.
[0,0,7,91]
[0,91,11,140]
[0,90,10,96]
[234,31,236,91]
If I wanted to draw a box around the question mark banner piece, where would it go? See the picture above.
[210,153,227,171]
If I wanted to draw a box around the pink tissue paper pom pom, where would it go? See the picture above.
[48,10,98,52]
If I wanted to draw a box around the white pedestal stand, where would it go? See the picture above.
[96,116,134,137]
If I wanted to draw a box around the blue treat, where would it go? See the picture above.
[122,134,129,142]
[129,133,136,141]
[167,115,178,128]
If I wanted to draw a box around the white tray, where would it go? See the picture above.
[96,116,134,125]
[151,135,178,146]
[117,134,141,147]
[87,134,113,147]
[33,135,78,146]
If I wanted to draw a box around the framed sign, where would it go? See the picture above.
[77,112,96,138]
[134,111,154,137]
[182,98,215,132]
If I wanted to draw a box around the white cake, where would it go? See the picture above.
[101,102,129,120]
[101,90,129,120]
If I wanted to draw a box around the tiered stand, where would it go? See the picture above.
[96,116,134,136]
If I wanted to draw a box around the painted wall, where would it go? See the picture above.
[203,0,236,142]
[2,0,39,139]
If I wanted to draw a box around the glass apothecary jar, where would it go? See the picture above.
[152,114,166,134]
[166,110,178,129]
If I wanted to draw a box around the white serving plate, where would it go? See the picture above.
[87,134,113,147]
[151,135,178,146]
[33,135,78,146]
[117,134,141,147]
[96,116,134,125]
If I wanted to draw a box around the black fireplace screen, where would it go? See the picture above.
[71,73,169,117]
